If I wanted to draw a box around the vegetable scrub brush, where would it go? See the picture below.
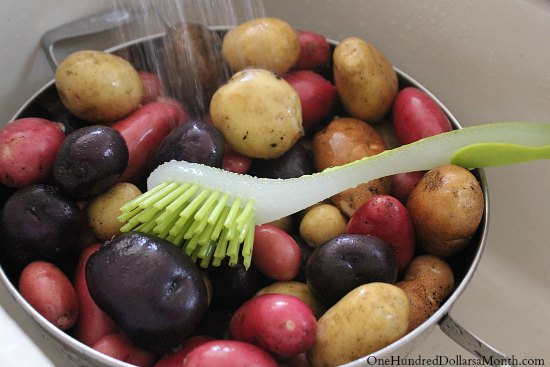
[118,122,550,268]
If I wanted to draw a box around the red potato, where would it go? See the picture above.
[112,99,188,183]
[182,340,278,367]
[92,332,157,367]
[292,30,331,72]
[0,118,65,188]
[229,294,317,358]
[222,145,252,174]
[18,261,79,331]
[347,195,415,271]
[154,336,214,367]
[391,171,425,204]
[253,224,301,281]
[73,243,118,346]
[138,71,162,104]
[392,87,452,145]
[284,70,337,132]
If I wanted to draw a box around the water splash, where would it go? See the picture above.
[110,0,266,118]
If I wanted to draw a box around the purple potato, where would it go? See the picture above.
[0,184,83,269]
[52,125,128,199]
[250,140,314,179]
[85,232,208,354]
[154,120,225,168]
[306,234,398,306]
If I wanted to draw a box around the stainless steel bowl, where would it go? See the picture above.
[0,13,512,367]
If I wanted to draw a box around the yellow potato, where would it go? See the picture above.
[299,203,347,247]
[406,165,484,257]
[55,50,144,123]
[308,282,409,367]
[333,37,398,122]
[255,281,326,318]
[210,68,303,159]
[222,17,300,74]
[87,183,142,241]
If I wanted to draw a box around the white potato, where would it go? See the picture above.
[210,68,303,159]
[222,17,300,74]
[333,37,398,122]
[55,50,144,123]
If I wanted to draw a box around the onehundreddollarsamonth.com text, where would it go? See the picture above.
[365,355,546,366]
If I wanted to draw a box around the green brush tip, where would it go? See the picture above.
[118,181,255,269]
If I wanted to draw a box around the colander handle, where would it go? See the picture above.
[439,313,515,367]
[40,6,158,70]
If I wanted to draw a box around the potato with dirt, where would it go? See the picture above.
[396,255,454,331]
[333,37,398,122]
[406,164,484,257]
[312,117,391,216]
[55,50,144,123]
[222,17,300,75]
[210,68,303,159]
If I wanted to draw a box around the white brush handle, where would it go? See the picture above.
[149,122,550,224]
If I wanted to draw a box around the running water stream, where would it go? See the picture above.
[110,0,266,118]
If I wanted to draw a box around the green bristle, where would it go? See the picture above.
[193,213,212,235]
[211,206,231,241]
[242,224,255,258]
[170,213,193,237]
[224,197,242,229]
[236,199,255,231]
[184,219,201,240]
[133,205,161,224]
[141,182,180,208]
[226,229,241,259]
[118,180,256,270]
[199,243,215,268]
[180,189,210,219]
[184,234,201,256]
[153,183,190,209]
[119,182,170,213]
[213,229,229,263]
[194,191,220,221]
[166,183,198,212]
[198,222,216,246]
[208,193,230,225]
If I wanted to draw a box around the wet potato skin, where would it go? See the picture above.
[55,50,144,123]
[406,165,484,257]
[312,117,391,216]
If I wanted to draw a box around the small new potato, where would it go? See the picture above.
[222,17,300,74]
[210,68,303,159]
[333,37,398,122]
[407,165,484,257]
[19,261,79,331]
[87,183,142,241]
[55,50,144,123]
[313,117,391,216]
[308,283,409,367]
[299,203,347,248]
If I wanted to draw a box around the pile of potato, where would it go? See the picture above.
[0,16,485,367]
